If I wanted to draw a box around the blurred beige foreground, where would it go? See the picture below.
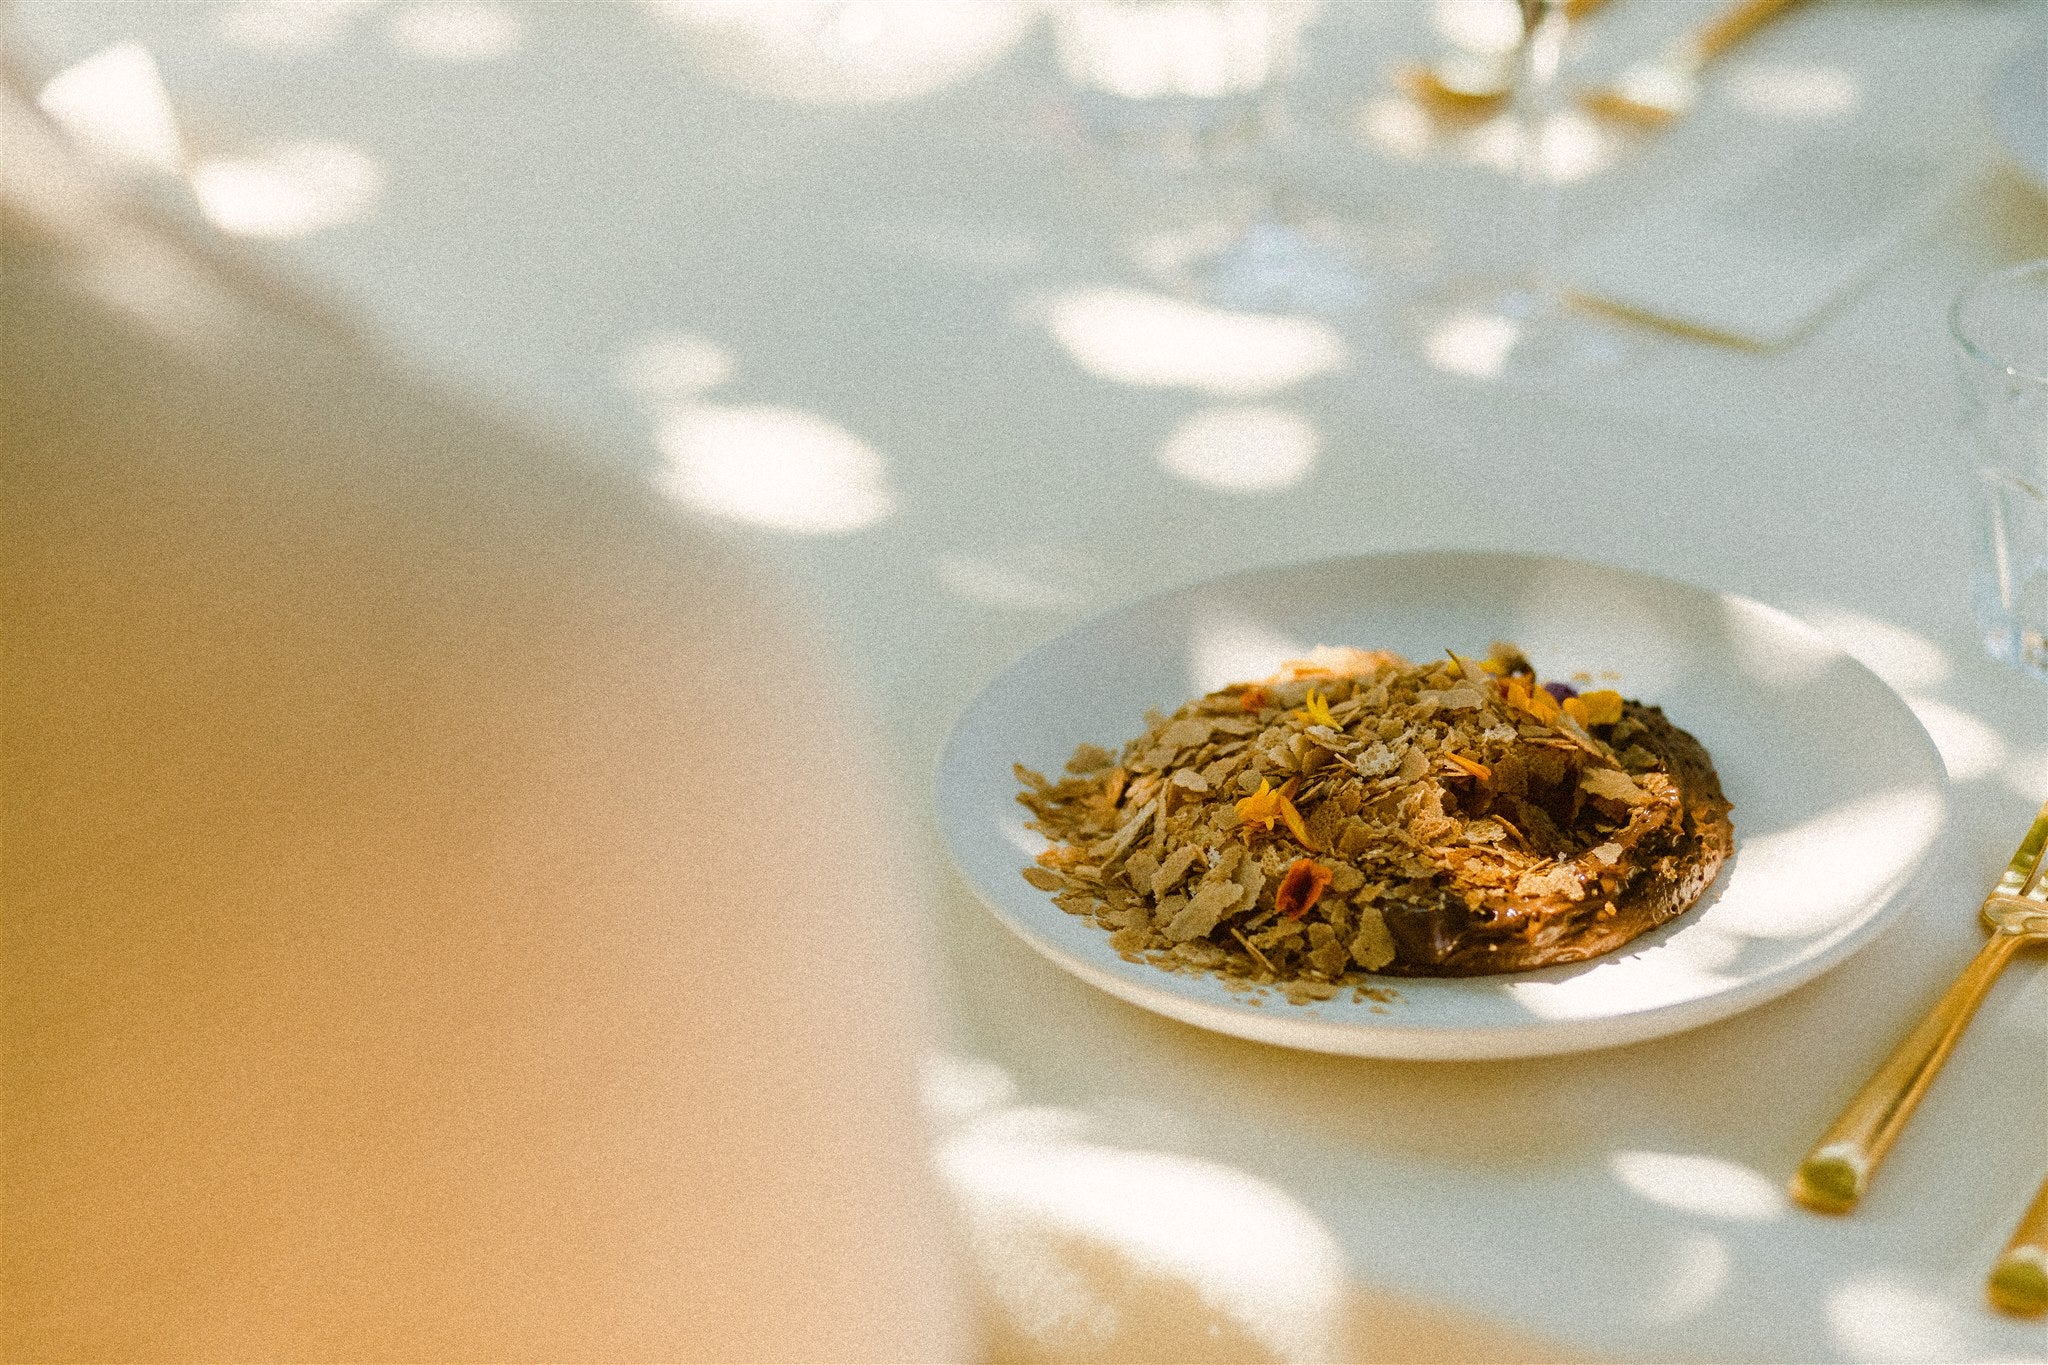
[0,62,1584,1363]
[1,71,968,1359]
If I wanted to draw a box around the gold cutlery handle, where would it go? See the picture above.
[1990,1175,2048,1316]
[1790,928,2032,1214]
[1692,0,1807,63]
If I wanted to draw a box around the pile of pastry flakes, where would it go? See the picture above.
[1014,644,1674,1005]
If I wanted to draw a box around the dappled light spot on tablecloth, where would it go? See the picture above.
[1431,0,1521,56]
[1158,405,1318,494]
[618,332,736,401]
[641,0,1033,105]
[924,1054,1345,1364]
[1726,63,1862,122]
[1041,288,1346,397]
[1908,696,2008,783]
[1532,111,1618,185]
[1187,613,1308,696]
[1356,95,1436,162]
[1421,308,1518,380]
[1051,0,1305,102]
[1459,109,1618,184]
[190,142,385,240]
[217,0,382,54]
[1609,1151,1783,1223]
[1826,1275,1972,1364]
[387,1,526,61]
[36,44,184,175]
[654,404,892,533]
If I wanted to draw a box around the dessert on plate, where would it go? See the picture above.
[1014,643,1734,1001]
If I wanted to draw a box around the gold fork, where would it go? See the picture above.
[1581,0,1810,127]
[1790,798,2048,1214]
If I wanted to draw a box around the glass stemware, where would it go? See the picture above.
[1399,0,1624,383]
[1054,0,1364,315]
[1951,260,2048,680]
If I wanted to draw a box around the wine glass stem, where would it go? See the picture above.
[1195,70,1283,232]
[1515,0,1570,307]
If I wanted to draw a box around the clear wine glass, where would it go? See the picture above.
[1054,0,1364,315]
[1951,260,2048,679]
[1398,0,1624,382]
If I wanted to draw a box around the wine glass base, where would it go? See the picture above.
[1400,278,1625,385]
[1181,219,1368,316]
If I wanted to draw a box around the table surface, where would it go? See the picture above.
[13,1,2047,1360]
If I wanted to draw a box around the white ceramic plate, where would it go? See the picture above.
[1989,38,2048,195]
[935,552,1951,1059]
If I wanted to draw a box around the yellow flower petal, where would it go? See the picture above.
[1578,689,1624,726]
[1235,778,1282,831]
[1299,688,1337,729]
[1278,793,1317,850]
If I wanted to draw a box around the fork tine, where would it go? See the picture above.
[1998,799,2048,900]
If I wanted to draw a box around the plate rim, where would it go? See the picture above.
[934,549,1953,1059]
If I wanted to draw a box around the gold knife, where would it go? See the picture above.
[1990,1175,2048,1316]
[1790,799,2048,1214]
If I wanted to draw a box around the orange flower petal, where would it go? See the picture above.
[1445,752,1492,781]
[1275,859,1334,920]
